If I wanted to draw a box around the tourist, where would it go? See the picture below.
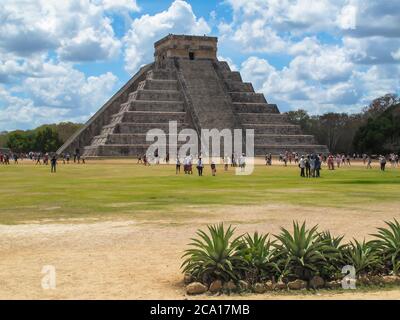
[176,156,181,174]
[310,155,316,177]
[299,155,305,177]
[366,155,372,169]
[197,157,204,176]
[315,155,321,177]
[211,161,216,176]
[239,153,246,172]
[346,154,351,166]
[327,154,334,170]
[283,154,288,167]
[50,155,57,173]
[305,155,311,178]
[224,155,229,171]
[336,155,341,168]
[267,153,272,166]
[379,155,387,171]
[188,155,193,174]
[36,153,42,165]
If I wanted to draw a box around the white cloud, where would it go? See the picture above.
[0,60,118,130]
[337,4,357,30]
[392,48,400,61]
[123,0,210,74]
[0,0,137,62]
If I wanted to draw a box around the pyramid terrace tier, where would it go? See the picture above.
[229,92,267,103]
[137,79,178,91]
[249,134,316,145]
[120,100,185,113]
[109,111,187,125]
[100,122,190,135]
[224,81,254,92]
[128,89,182,102]
[233,103,279,113]
[242,124,302,135]
[238,113,289,124]
[91,133,198,145]
[146,69,177,80]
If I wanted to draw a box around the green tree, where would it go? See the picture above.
[33,127,62,152]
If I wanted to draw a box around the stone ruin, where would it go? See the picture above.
[57,34,328,157]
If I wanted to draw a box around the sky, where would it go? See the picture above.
[0,0,399,131]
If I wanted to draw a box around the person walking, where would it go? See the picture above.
[50,155,57,173]
[211,161,216,176]
[197,157,204,176]
[176,156,181,174]
[366,155,372,169]
[379,155,387,171]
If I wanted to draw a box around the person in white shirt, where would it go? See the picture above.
[299,156,305,177]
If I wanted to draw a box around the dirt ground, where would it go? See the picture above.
[1,203,400,300]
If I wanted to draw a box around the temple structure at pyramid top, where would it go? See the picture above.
[58,34,328,157]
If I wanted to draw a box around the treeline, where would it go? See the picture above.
[0,122,83,153]
[285,94,400,154]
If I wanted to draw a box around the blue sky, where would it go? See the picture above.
[0,0,399,131]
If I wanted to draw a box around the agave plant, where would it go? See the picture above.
[237,232,279,283]
[371,219,400,275]
[343,239,382,276]
[274,221,339,281]
[317,231,347,280]
[181,223,245,283]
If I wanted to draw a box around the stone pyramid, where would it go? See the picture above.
[58,34,328,157]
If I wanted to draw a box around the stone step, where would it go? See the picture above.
[229,92,267,103]
[224,81,254,92]
[220,71,242,81]
[121,100,185,112]
[100,122,189,135]
[249,134,316,145]
[242,124,302,135]
[138,79,178,91]
[254,145,329,156]
[233,102,279,113]
[115,122,189,134]
[147,69,177,80]
[110,111,186,124]
[129,89,182,102]
[238,113,288,124]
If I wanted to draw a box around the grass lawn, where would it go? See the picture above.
[1,160,399,225]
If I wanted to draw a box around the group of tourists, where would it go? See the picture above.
[173,153,247,176]
[298,154,322,178]
[0,148,87,173]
